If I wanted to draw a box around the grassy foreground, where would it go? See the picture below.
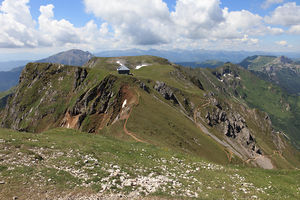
[0,128,299,200]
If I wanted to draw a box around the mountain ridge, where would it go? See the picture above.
[239,55,300,95]
[96,49,300,63]
[1,56,299,170]
[0,49,94,92]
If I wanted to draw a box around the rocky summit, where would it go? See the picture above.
[0,55,300,199]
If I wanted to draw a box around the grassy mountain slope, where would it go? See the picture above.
[239,55,277,71]
[0,61,229,165]
[240,55,300,95]
[0,49,94,92]
[0,128,299,200]
[1,56,299,170]
[180,63,300,149]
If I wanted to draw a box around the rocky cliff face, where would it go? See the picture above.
[0,63,138,133]
[151,78,282,169]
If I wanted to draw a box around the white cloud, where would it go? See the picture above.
[83,0,283,48]
[261,0,284,9]
[216,9,263,38]
[84,0,172,45]
[171,0,224,39]
[265,2,300,26]
[0,0,112,50]
[211,8,284,40]
[38,4,83,46]
[0,0,37,48]
[275,40,288,46]
[0,0,292,52]
[288,25,300,34]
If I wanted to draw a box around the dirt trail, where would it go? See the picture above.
[245,155,261,163]
[122,90,147,143]
[225,149,233,163]
[123,108,147,143]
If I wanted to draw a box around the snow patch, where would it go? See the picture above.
[122,99,127,108]
[116,61,122,65]
[136,64,149,69]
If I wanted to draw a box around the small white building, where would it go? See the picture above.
[117,65,130,74]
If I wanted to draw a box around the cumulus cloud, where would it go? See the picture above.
[83,0,283,48]
[261,0,284,9]
[0,0,292,51]
[0,0,37,48]
[265,2,300,26]
[0,0,112,50]
[84,0,172,45]
[38,4,81,46]
[210,8,284,40]
[171,0,224,39]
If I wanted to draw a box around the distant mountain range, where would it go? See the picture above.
[176,60,225,68]
[240,55,300,95]
[0,49,94,92]
[96,49,300,63]
[0,60,31,71]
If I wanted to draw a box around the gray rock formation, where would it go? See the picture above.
[154,81,179,104]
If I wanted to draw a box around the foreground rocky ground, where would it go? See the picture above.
[0,128,299,200]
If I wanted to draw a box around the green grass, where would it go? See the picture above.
[1,57,300,197]
[236,68,300,148]
[0,128,299,199]
[239,55,277,71]
[193,64,300,149]
[127,88,229,164]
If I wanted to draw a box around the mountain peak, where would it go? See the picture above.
[274,56,293,64]
[37,49,94,66]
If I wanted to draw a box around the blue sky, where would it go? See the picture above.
[0,0,299,61]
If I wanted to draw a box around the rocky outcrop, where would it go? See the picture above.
[73,67,88,90]
[1,62,140,133]
[205,106,262,157]
[190,77,204,90]
[1,63,79,132]
[139,81,150,93]
[61,75,134,132]
[70,75,117,116]
[154,81,179,105]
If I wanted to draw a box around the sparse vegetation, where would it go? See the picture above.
[0,128,299,200]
